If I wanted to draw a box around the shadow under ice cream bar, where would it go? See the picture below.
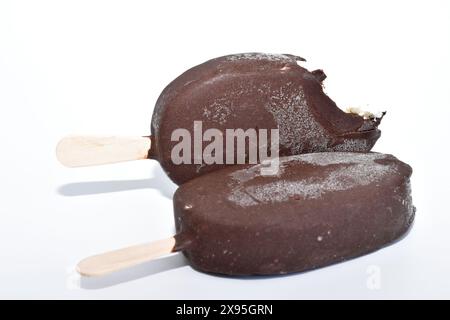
[77,152,414,277]
[57,53,384,185]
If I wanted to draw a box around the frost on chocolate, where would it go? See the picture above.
[202,99,232,125]
[227,153,396,207]
[393,180,415,224]
[265,84,330,154]
[296,152,386,166]
[225,53,293,62]
[329,139,370,152]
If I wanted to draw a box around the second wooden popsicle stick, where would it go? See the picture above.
[77,237,177,277]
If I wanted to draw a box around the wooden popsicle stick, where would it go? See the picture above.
[77,237,176,277]
[56,135,151,167]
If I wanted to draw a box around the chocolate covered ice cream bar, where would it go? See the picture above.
[77,152,413,277]
[57,53,384,185]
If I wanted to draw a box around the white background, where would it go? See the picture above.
[0,0,449,299]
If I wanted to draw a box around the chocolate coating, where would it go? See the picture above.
[173,152,414,276]
[151,53,384,184]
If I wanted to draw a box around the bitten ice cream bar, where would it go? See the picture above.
[57,53,384,185]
